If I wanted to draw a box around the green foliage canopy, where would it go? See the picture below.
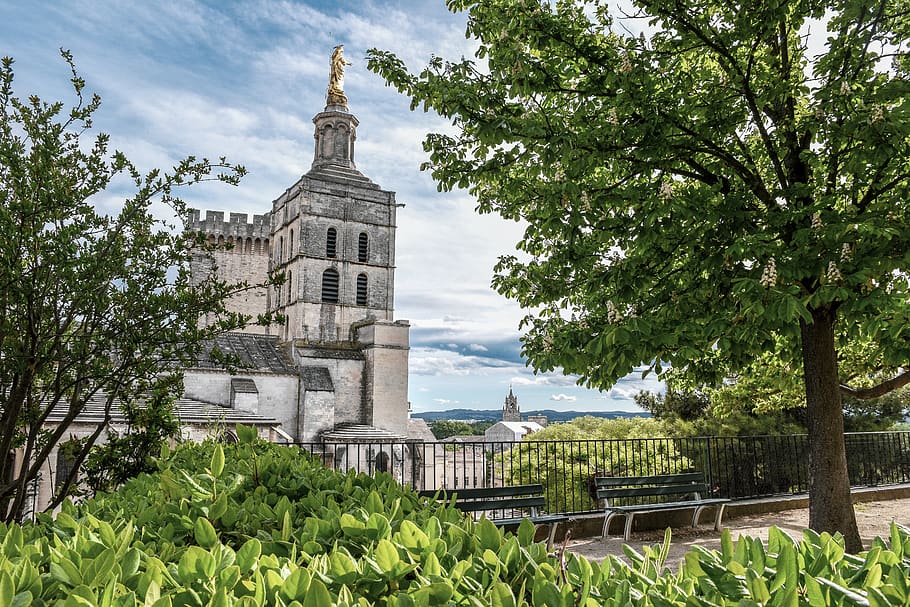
[368,0,910,551]
[0,52,269,519]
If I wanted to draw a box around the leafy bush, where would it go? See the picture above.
[0,428,906,606]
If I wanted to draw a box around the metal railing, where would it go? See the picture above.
[293,431,910,518]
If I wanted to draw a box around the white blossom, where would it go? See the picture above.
[826,261,842,283]
[606,301,622,323]
[869,104,885,124]
[659,181,674,200]
[619,53,633,74]
[839,80,851,95]
[760,257,777,288]
[607,107,619,125]
[840,243,853,263]
[811,213,823,231]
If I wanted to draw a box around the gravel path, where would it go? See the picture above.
[566,497,910,567]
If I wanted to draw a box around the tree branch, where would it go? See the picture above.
[840,370,910,399]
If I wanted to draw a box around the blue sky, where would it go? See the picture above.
[1,0,661,413]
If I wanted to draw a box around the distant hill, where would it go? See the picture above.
[412,409,650,423]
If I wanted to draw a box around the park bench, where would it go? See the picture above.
[419,483,568,549]
[595,472,729,541]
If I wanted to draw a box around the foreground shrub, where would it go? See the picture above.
[0,431,904,605]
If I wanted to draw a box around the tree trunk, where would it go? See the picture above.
[799,306,862,552]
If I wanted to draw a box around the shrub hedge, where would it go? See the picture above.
[0,428,906,606]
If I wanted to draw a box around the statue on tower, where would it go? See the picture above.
[327,45,352,107]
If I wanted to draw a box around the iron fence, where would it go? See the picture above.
[293,431,910,518]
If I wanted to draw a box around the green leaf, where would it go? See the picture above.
[236,425,257,444]
[236,539,261,572]
[210,444,225,478]
[280,568,310,602]
[375,539,400,573]
[302,578,332,607]
[194,517,219,549]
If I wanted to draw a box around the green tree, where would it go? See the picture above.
[429,419,475,439]
[0,52,267,520]
[369,0,910,550]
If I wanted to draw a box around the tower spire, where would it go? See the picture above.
[311,46,359,172]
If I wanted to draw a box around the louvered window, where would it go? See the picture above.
[326,227,337,258]
[356,273,368,306]
[322,269,339,303]
[358,232,368,262]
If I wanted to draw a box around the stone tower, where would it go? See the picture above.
[503,387,520,422]
[186,50,410,445]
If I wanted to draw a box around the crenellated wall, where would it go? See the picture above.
[188,209,273,334]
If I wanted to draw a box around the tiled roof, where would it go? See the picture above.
[45,393,278,427]
[301,367,333,391]
[194,332,295,374]
[231,378,259,394]
[320,423,407,443]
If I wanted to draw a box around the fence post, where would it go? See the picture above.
[704,436,716,496]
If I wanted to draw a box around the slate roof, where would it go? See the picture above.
[231,378,259,394]
[320,423,407,443]
[301,367,334,391]
[194,332,295,374]
[45,392,278,427]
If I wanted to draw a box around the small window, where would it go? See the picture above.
[326,227,337,258]
[356,273,368,306]
[322,268,339,303]
[358,232,368,263]
[289,229,294,257]
[287,271,293,304]
[279,236,284,262]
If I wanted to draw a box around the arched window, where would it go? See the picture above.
[326,227,337,258]
[245,238,252,254]
[321,268,339,303]
[289,229,294,257]
[356,273,368,306]
[279,236,284,262]
[253,238,260,254]
[358,232,368,263]
[287,271,293,304]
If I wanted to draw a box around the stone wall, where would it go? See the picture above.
[187,209,273,335]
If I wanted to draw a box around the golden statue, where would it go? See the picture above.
[327,45,352,106]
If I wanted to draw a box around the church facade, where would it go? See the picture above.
[184,57,411,448]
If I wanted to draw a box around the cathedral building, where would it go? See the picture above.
[183,49,411,448]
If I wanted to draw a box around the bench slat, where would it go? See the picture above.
[597,484,711,500]
[419,484,544,500]
[454,496,545,513]
[595,472,704,487]
[607,498,729,513]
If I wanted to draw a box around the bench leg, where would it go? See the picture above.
[623,513,635,542]
[603,512,620,538]
[546,524,558,550]
[713,503,726,531]
[692,505,704,528]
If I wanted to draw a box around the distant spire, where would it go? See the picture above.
[503,387,519,422]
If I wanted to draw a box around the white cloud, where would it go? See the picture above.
[466,344,488,352]
[510,374,580,387]
[550,394,578,402]
[409,347,518,377]
[433,398,459,405]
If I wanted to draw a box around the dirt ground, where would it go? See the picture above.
[565,497,910,567]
